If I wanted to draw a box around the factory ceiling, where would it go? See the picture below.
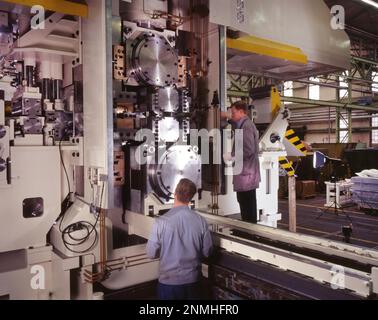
[324,0,378,37]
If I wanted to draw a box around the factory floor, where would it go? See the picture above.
[99,196,378,300]
[278,195,378,249]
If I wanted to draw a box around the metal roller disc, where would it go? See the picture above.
[133,34,178,87]
[148,145,201,200]
[156,87,179,112]
[157,117,180,143]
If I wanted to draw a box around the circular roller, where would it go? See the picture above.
[155,87,179,113]
[132,34,178,87]
[148,145,201,200]
[157,117,180,143]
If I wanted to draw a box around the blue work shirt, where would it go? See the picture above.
[227,115,248,129]
[235,115,248,129]
[146,205,213,285]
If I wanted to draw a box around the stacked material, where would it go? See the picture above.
[351,170,378,211]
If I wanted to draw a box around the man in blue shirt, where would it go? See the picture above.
[146,178,213,300]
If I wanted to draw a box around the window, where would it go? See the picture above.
[373,71,378,93]
[339,71,349,100]
[372,114,378,144]
[284,81,293,97]
[309,77,320,100]
[284,81,293,105]
[339,113,349,142]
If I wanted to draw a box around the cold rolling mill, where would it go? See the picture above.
[0,0,377,300]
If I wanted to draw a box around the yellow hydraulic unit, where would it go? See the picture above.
[227,35,308,65]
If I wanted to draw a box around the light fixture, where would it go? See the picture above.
[313,151,327,169]
[359,0,378,9]
[312,151,342,169]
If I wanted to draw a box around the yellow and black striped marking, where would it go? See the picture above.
[279,156,295,177]
[279,128,307,176]
[285,129,307,155]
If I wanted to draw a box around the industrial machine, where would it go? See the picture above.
[0,0,377,300]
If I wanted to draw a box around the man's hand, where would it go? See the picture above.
[220,110,231,120]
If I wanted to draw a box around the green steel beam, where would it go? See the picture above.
[281,96,378,112]
[352,55,378,67]
[348,81,353,143]
[227,90,249,98]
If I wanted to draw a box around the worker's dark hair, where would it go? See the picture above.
[175,178,197,203]
[231,101,248,113]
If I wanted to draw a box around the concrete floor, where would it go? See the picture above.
[278,195,378,249]
[98,196,378,299]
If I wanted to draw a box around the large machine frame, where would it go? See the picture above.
[0,0,377,300]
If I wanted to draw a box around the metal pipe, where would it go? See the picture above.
[347,25,378,42]
[282,96,378,112]
[42,78,52,101]
[196,210,378,265]
[290,117,370,123]
[290,121,356,125]
[352,55,378,67]
[290,112,367,118]
[219,25,227,111]
[290,116,376,123]
[290,110,367,115]
[25,65,34,87]
[291,113,373,120]
[290,112,372,119]
[52,79,63,100]
[303,75,378,92]
[295,78,376,95]
[227,90,248,97]
[345,76,378,86]
[348,83,353,142]
[290,127,378,133]
[328,107,332,142]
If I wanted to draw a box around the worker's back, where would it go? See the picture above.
[146,205,213,286]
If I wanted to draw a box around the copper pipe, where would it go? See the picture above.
[99,205,106,275]
[99,261,157,273]
[105,254,146,264]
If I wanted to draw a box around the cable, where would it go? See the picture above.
[75,194,92,207]
[55,134,73,224]
[59,134,71,197]
[55,133,74,229]
[60,183,105,254]
[57,132,105,254]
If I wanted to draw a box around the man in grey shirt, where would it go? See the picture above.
[222,101,261,223]
[146,178,213,300]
